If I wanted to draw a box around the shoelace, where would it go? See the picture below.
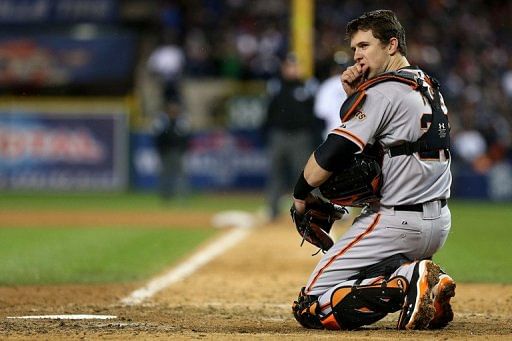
[299,225,325,256]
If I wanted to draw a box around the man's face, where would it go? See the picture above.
[282,60,301,80]
[350,29,390,79]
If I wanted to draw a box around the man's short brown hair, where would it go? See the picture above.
[346,9,407,57]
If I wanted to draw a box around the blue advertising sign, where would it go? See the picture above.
[130,130,269,191]
[0,112,127,190]
[186,130,268,189]
[130,132,160,190]
[0,34,136,88]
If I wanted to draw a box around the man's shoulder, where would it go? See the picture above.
[368,67,439,96]
[367,79,412,92]
[365,70,420,98]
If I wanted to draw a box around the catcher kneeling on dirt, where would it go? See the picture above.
[289,9,455,331]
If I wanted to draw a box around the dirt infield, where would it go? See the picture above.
[1,213,511,340]
[0,210,214,228]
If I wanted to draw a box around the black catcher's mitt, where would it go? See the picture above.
[291,195,347,252]
[319,151,382,207]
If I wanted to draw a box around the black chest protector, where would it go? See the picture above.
[339,70,450,158]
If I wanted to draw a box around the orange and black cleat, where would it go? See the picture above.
[428,273,456,329]
[397,260,441,330]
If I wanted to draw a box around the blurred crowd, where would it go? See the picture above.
[149,0,512,180]
[2,1,510,197]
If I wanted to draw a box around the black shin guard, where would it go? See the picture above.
[330,276,408,330]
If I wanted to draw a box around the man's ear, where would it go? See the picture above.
[388,37,399,55]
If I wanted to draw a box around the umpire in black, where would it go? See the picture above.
[154,100,190,201]
[263,53,323,221]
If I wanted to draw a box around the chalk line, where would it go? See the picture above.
[7,314,117,320]
[120,227,252,305]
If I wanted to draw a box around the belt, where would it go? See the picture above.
[394,199,447,212]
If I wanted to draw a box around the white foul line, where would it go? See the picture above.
[7,315,117,320]
[120,227,252,306]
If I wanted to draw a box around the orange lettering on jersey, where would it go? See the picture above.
[340,90,367,123]
[355,111,366,121]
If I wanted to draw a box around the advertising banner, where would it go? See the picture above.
[0,112,127,190]
[0,34,136,91]
[186,130,268,189]
[130,132,160,190]
[130,129,268,191]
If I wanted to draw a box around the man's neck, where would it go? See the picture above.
[385,55,410,72]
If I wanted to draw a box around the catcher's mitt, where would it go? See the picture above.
[319,151,382,207]
[291,196,347,252]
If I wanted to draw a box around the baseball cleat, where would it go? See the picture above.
[428,273,456,329]
[397,260,441,330]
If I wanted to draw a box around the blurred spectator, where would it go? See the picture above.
[147,31,185,105]
[452,130,487,166]
[262,53,320,220]
[153,101,191,201]
[487,159,512,201]
[314,54,349,139]
[184,28,217,76]
[503,63,512,99]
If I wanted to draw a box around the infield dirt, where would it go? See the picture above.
[1,211,511,340]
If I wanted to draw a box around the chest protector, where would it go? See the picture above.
[339,70,451,158]
[320,71,450,207]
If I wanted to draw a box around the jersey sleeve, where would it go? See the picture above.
[329,88,391,152]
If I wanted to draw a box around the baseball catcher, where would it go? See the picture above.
[289,9,455,332]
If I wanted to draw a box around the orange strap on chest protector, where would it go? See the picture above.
[339,71,419,123]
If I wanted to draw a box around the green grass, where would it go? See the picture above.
[0,227,216,285]
[0,192,263,285]
[0,191,264,212]
[1,193,510,284]
[433,201,512,283]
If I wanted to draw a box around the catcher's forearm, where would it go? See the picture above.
[293,153,332,205]
[293,171,315,200]
[304,154,332,187]
[293,153,331,201]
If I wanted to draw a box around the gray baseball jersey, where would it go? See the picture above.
[330,68,451,206]
[304,68,452,314]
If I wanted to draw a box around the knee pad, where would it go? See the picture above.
[292,287,324,329]
[322,276,409,330]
